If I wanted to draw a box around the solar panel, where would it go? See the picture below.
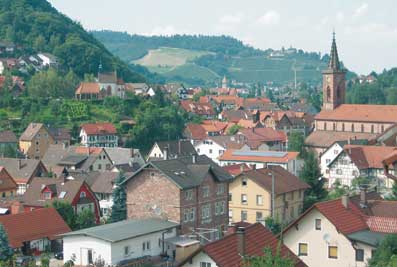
[232,151,287,158]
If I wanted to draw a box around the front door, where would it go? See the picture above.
[88,249,93,265]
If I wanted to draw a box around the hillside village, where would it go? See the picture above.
[0,1,396,267]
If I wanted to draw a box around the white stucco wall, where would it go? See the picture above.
[283,208,374,267]
[320,143,343,177]
[181,251,218,267]
[195,140,225,164]
[63,236,111,266]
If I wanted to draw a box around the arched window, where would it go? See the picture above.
[371,125,374,133]
[333,123,336,131]
[342,123,345,132]
[361,124,364,132]
[326,87,331,102]
[351,124,354,132]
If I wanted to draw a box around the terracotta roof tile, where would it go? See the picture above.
[0,208,71,248]
[305,131,376,148]
[19,123,46,141]
[344,145,397,169]
[180,100,215,116]
[239,128,287,143]
[315,104,397,123]
[222,163,252,176]
[81,122,117,135]
[365,216,397,233]
[184,124,207,140]
[75,82,100,94]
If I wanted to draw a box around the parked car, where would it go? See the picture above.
[15,256,35,267]
[54,251,63,260]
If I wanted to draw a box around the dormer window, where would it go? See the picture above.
[80,191,86,198]
[43,191,52,200]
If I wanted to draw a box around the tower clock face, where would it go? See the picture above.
[326,76,331,83]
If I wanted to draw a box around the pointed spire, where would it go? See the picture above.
[328,31,341,70]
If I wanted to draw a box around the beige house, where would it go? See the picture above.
[19,123,54,159]
[283,193,397,267]
[228,166,309,224]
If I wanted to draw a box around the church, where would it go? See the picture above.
[306,33,397,155]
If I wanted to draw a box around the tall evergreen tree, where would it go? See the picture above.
[299,151,328,210]
[110,173,127,223]
[0,224,13,262]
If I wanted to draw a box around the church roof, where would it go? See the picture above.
[315,104,397,123]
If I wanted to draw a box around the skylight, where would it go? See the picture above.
[59,191,67,199]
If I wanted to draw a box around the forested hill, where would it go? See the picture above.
[347,68,397,105]
[0,0,144,82]
[92,30,332,86]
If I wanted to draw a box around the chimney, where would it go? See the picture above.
[360,186,368,208]
[18,159,22,169]
[163,146,169,160]
[192,154,197,164]
[236,227,246,256]
[341,195,349,209]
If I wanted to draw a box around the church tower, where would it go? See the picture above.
[222,75,228,89]
[322,32,346,111]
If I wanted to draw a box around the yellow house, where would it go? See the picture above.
[0,166,17,198]
[19,123,55,159]
[228,166,309,224]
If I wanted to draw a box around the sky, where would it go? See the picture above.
[48,0,397,74]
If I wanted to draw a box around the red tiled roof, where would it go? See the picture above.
[81,122,117,135]
[239,128,287,143]
[315,104,397,123]
[75,82,100,94]
[180,100,215,116]
[222,163,252,176]
[0,208,71,248]
[343,145,397,169]
[185,124,207,140]
[202,223,306,267]
[365,216,397,233]
[73,146,103,155]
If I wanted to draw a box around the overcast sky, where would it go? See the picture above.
[48,0,397,74]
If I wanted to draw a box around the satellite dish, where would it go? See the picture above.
[323,233,331,243]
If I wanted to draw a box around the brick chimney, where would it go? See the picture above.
[360,186,368,208]
[236,227,246,257]
[163,146,169,160]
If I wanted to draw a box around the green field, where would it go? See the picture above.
[133,47,212,69]
[163,63,220,80]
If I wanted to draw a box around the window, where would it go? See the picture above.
[209,149,213,154]
[228,193,232,202]
[124,246,129,256]
[290,206,294,218]
[215,202,225,215]
[80,191,86,198]
[98,164,102,170]
[146,241,150,250]
[256,195,263,206]
[342,123,345,131]
[315,219,321,230]
[200,263,211,267]
[334,150,339,155]
[202,186,210,198]
[336,169,342,175]
[361,124,364,132]
[256,212,263,222]
[242,178,247,187]
[229,209,233,221]
[356,249,364,262]
[201,204,211,221]
[351,124,354,132]
[185,190,193,200]
[1,192,5,198]
[217,184,225,195]
[142,242,146,251]
[326,159,331,164]
[298,243,308,256]
[241,194,247,205]
[197,148,200,153]
[352,170,358,177]
[328,246,338,259]
[371,125,374,133]
[43,191,51,200]
[241,210,247,221]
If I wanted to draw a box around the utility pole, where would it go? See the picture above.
[269,171,275,219]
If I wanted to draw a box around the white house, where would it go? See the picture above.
[283,194,397,267]
[62,219,178,266]
[80,122,118,148]
[194,136,244,164]
[37,53,58,67]
[327,145,396,189]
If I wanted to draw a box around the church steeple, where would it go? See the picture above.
[328,31,341,70]
[322,31,346,111]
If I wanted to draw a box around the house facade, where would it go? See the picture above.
[228,166,309,224]
[80,123,118,148]
[122,155,232,239]
[62,219,178,266]
[0,167,17,198]
[19,123,55,159]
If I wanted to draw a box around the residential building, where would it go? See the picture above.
[75,71,125,100]
[42,145,113,173]
[48,127,72,147]
[180,100,216,119]
[0,208,70,254]
[283,193,397,267]
[219,150,302,176]
[194,136,244,164]
[37,53,58,67]
[62,219,178,266]
[0,130,17,152]
[260,111,314,136]
[125,82,149,95]
[319,139,368,179]
[183,121,235,144]
[105,147,145,172]
[237,127,287,151]
[80,122,118,147]
[327,145,397,189]
[22,177,101,223]
[179,223,307,267]
[0,167,17,198]
[147,140,197,161]
[121,155,233,239]
[19,122,55,159]
[0,158,48,195]
[306,33,397,156]
[229,166,309,224]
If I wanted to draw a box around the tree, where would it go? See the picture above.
[50,200,76,229]
[369,234,397,267]
[327,180,349,200]
[0,224,13,263]
[227,124,242,135]
[110,173,127,223]
[300,151,327,210]
[243,245,295,267]
[264,217,281,235]
[287,131,306,158]
[74,209,96,230]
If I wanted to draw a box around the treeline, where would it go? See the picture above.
[92,30,264,61]
[0,0,144,82]
[347,68,397,105]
